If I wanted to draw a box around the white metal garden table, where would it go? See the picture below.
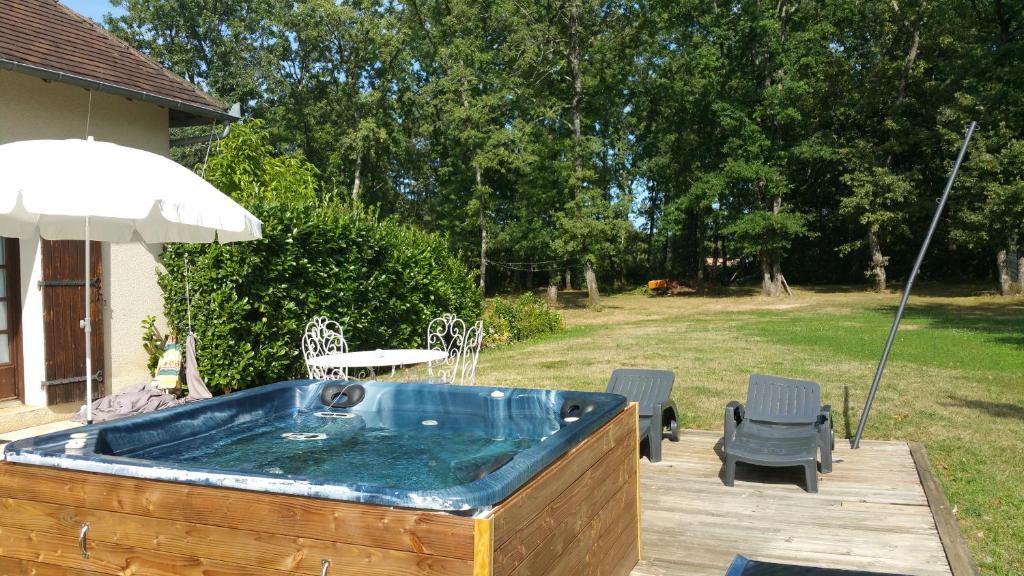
[306,349,449,376]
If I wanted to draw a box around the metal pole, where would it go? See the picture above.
[84,216,93,425]
[852,121,976,448]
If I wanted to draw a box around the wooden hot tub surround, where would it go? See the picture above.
[0,403,640,576]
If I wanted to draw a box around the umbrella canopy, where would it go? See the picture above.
[0,138,262,422]
[0,138,261,243]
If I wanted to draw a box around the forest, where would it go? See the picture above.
[106,0,1024,298]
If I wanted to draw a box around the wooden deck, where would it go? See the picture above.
[632,431,953,576]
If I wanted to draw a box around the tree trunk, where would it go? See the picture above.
[351,153,362,202]
[547,283,558,305]
[569,5,583,188]
[762,194,784,297]
[662,233,671,276]
[584,259,600,308]
[997,248,1014,296]
[477,165,487,295]
[1011,234,1020,284]
[564,268,572,290]
[867,224,887,292]
[525,267,534,290]
[1018,254,1024,294]
[711,237,721,280]
[459,72,488,296]
[695,210,705,282]
[350,98,363,202]
[647,186,659,273]
[894,11,922,111]
[883,1,924,172]
[478,228,487,295]
[761,253,776,296]
[568,3,595,298]
[721,241,728,283]
[772,258,784,295]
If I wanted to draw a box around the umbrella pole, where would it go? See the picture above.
[84,216,93,424]
[852,122,976,448]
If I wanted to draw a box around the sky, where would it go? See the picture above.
[60,0,125,23]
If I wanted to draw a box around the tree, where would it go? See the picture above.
[936,0,1024,295]
[106,0,276,109]
[159,122,481,391]
[108,0,1024,296]
[829,0,933,292]
[402,0,548,294]
[266,0,412,203]
[837,162,913,292]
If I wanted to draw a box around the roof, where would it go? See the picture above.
[0,0,235,126]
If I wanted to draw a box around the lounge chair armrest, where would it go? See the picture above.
[726,401,744,422]
[817,404,834,472]
[724,401,744,450]
[655,401,680,442]
[818,404,832,428]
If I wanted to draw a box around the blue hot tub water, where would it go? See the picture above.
[3,380,626,512]
[127,411,545,491]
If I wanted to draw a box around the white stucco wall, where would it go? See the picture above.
[0,69,170,405]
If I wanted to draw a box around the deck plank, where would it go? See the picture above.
[632,431,952,576]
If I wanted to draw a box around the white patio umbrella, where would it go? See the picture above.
[0,138,262,422]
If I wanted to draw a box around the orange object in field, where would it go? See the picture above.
[648,279,668,290]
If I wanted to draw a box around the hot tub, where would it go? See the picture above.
[0,380,641,576]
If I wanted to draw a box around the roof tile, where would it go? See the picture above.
[0,0,228,117]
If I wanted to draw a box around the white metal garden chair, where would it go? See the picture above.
[460,319,484,385]
[302,316,348,380]
[426,314,483,385]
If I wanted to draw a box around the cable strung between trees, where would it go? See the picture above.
[484,259,568,272]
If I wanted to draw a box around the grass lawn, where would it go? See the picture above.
[458,286,1022,574]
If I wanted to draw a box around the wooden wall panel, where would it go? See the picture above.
[490,405,637,548]
[0,463,475,560]
[0,524,309,576]
[0,497,471,576]
[542,479,637,576]
[0,556,107,576]
[486,404,640,576]
[493,439,634,576]
[0,405,639,576]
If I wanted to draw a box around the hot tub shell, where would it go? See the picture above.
[0,382,640,576]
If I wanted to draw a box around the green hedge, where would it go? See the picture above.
[159,122,481,392]
[483,293,563,347]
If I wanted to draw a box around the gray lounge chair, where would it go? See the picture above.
[723,374,833,492]
[725,555,908,575]
[606,368,679,462]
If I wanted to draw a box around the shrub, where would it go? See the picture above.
[483,293,562,347]
[158,122,481,393]
[141,315,166,377]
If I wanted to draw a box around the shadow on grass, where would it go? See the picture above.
[842,385,854,440]
[944,395,1024,420]
[801,282,1000,298]
[550,286,763,308]
[688,285,762,298]
[799,284,878,294]
[491,289,598,310]
[554,291,593,310]
[872,300,1024,348]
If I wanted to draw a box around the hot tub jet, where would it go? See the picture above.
[281,432,327,441]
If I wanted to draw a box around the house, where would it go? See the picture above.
[0,0,234,424]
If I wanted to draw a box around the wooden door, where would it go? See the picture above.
[41,240,104,405]
[0,238,23,401]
